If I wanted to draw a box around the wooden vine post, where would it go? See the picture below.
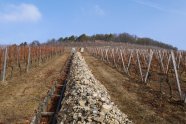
[2,48,7,82]
[39,47,42,65]
[171,51,183,101]
[136,50,144,82]
[87,47,186,103]
[27,46,31,72]
[144,50,154,83]
[120,50,127,73]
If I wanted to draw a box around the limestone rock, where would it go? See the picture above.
[57,52,133,124]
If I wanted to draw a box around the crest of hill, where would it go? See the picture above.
[54,33,177,50]
[0,33,177,50]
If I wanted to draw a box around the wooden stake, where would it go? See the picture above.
[144,50,153,83]
[120,50,127,73]
[171,51,182,100]
[27,47,31,72]
[2,48,7,82]
[136,50,144,82]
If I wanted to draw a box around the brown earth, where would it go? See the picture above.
[83,53,186,124]
[0,53,69,124]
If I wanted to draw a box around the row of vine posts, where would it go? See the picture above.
[87,47,186,103]
[0,45,64,82]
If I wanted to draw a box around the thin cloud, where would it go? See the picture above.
[0,3,42,22]
[133,0,164,11]
[132,0,186,16]
[94,5,105,16]
[80,5,105,16]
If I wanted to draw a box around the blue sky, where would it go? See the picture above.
[0,0,186,50]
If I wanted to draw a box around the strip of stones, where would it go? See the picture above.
[57,52,133,124]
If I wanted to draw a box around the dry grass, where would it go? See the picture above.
[0,53,69,124]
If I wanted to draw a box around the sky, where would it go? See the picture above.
[0,0,186,50]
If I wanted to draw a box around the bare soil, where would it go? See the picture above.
[0,53,69,124]
[83,53,186,124]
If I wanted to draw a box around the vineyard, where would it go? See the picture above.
[0,45,64,82]
[87,47,186,102]
[0,42,186,124]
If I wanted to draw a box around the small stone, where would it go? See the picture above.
[87,116,92,122]
[93,116,104,122]
[84,79,89,85]
[78,113,82,117]
[73,114,78,120]
[93,107,98,115]
[79,100,86,107]
[102,104,112,112]
[93,93,98,97]
[101,97,106,102]
[84,106,90,111]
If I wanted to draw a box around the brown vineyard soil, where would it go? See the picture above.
[83,52,186,124]
[0,53,69,124]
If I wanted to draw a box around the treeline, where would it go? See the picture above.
[55,33,177,50]
[17,33,177,50]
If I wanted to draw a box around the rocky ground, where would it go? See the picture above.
[57,52,132,124]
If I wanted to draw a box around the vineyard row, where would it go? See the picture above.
[0,45,64,82]
[87,47,186,103]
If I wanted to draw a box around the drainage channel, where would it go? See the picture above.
[30,53,73,124]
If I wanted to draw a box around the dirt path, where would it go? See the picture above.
[83,53,186,124]
[0,53,69,124]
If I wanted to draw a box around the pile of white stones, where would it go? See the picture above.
[57,52,132,124]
